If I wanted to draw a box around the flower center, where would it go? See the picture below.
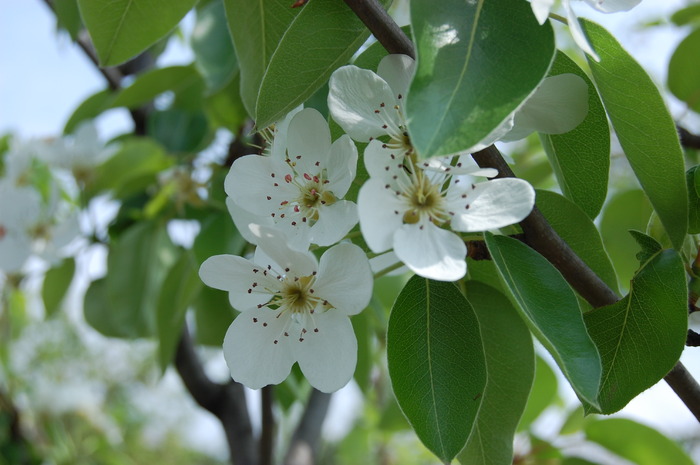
[280,275,319,314]
[401,170,449,225]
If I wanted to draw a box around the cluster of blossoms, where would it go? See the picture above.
[200,54,589,392]
[0,124,110,275]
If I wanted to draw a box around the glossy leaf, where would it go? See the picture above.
[517,356,558,431]
[585,418,694,465]
[192,0,238,93]
[540,52,609,219]
[599,189,653,288]
[536,190,618,294]
[157,251,202,371]
[111,66,203,109]
[85,222,177,338]
[583,249,687,414]
[193,286,235,347]
[63,89,116,135]
[41,258,76,318]
[77,0,197,66]
[669,29,700,114]
[224,0,378,128]
[583,20,688,250]
[54,0,82,41]
[387,275,486,463]
[458,282,534,465]
[205,74,249,132]
[147,109,209,153]
[484,233,601,407]
[407,0,554,157]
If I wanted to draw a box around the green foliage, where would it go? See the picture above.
[41,258,75,318]
[407,0,554,157]
[387,275,486,462]
[192,0,239,94]
[111,66,204,109]
[583,19,688,250]
[485,233,602,407]
[669,28,700,114]
[77,0,198,66]
[540,52,610,219]
[63,89,116,135]
[689,166,700,233]
[584,249,687,414]
[458,282,534,465]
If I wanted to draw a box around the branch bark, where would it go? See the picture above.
[176,327,258,465]
[346,0,700,423]
[284,389,332,465]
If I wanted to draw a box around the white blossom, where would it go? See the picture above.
[0,180,42,272]
[199,225,372,392]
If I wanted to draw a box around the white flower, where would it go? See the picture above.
[226,108,359,247]
[0,181,42,273]
[358,155,535,281]
[530,0,642,61]
[328,55,588,157]
[199,225,373,392]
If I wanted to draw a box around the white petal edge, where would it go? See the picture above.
[566,1,601,61]
[326,134,358,198]
[249,224,317,278]
[223,308,295,389]
[314,243,373,316]
[357,178,405,253]
[376,54,415,99]
[291,311,358,393]
[199,254,277,311]
[530,0,555,24]
[309,200,358,247]
[394,222,467,281]
[582,0,641,13]
[286,108,332,175]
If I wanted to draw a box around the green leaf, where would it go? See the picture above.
[518,356,559,431]
[540,52,609,219]
[583,249,687,414]
[193,286,235,347]
[484,233,602,407]
[582,20,688,250]
[536,190,618,294]
[387,275,486,463]
[669,29,700,114]
[77,0,198,66]
[599,189,653,288]
[85,222,177,338]
[192,211,247,264]
[53,0,83,41]
[63,89,116,135]
[111,66,204,109]
[157,251,203,371]
[41,258,76,318]
[585,418,694,465]
[407,0,554,157]
[147,109,209,153]
[90,138,172,198]
[253,1,379,128]
[458,282,534,465]
[192,0,238,93]
[671,4,700,26]
[205,73,249,132]
[690,166,700,234]
[628,230,662,265]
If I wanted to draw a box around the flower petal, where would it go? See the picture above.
[226,197,274,245]
[376,54,415,99]
[286,108,332,175]
[530,0,555,24]
[393,222,467,281]
[369,251,407,276]
[358,178,405,252]
[268,105,303,160]
[309,200,358,246]
[364,139,406,181]
[449,178,535,232]
[249,224,317,278]
[326,134,358,198]
[566,1,600,61]
[291,310,357,393]
[225,155,297,217]
[502,74,588,141]
[582,0,641,13]
[223,308,296,389]
[314,243,373,316]
[0,233,32,272]
[328,65,398,142]
[199,254,279,311]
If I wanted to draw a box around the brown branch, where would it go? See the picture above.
[678,126,700,151]
[345,0,700,424]
[260,386,275,465]
[342,0,415,59]
[284,389,332,465]
[176,327,258,465]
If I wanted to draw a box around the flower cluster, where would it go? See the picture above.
[201,54,590,392]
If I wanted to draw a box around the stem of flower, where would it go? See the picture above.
[373,260,405,279]
[549,12,568,25]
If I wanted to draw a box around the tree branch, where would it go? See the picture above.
[345,0,700,423]
[260,386,275,465]
[175,327,258,465]
[284,389,332,465]
[678,126,700,151]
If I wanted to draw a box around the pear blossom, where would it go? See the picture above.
[199,225,372,392]
[530,0,642,61]
[0,181,42,273]
[226,108,359,247]
[328,54,588,159]
[358,155,535,281]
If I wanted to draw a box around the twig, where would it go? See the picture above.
[260,386,275,465]
[345,0,700,424]
[175,327,258,465]
[284,389,332,465]
[678,126,700,150]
